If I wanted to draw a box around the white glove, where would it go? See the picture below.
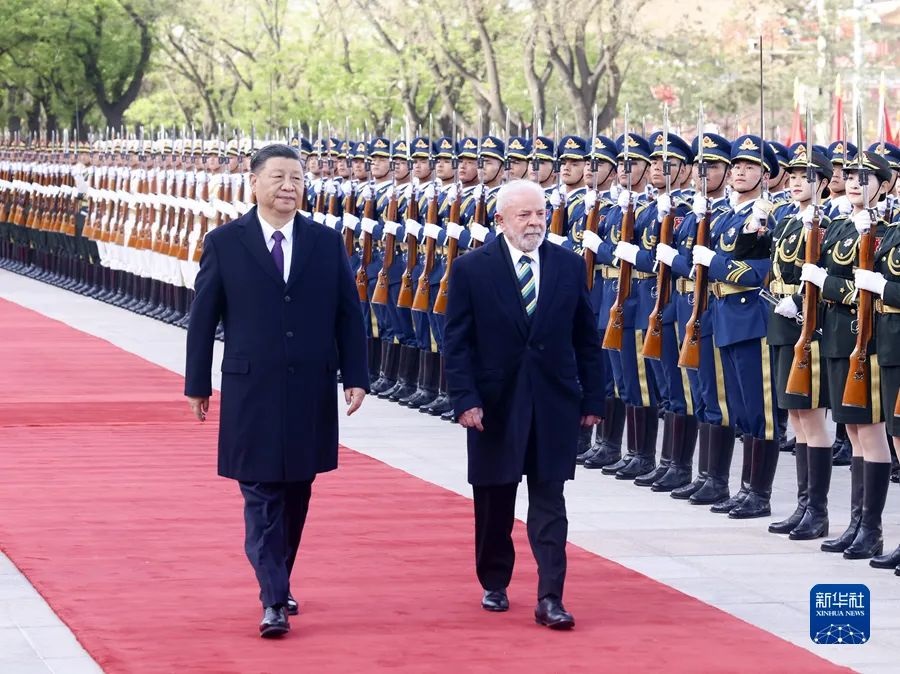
[877,199,887,218]
[383,220,402,236]
[800,205,816,228]
[422,182,435,202]
[360,217,378,234]
[616,189,632,209]
[608,183,621,203]
[655,243,677,267]
[583,189,597,212]
[472,183,484,201]
[774,297,799,319]
[547,232,567,246]
[614,241,639,265]
[751,197,773,222]
[548,189,562,208]
[852,210,873,235]
[692,245,715,267]
[691,194,707,218]
[342,213,360,231]
[800,263,827,289]
[582,230,602,254]
[656,193,672,222]
[423,222,442,239]
[854,269,888,296]
[446,222,464,240]
[834,195,852,215]
[324,213,339,230]
[358,184,373,202]
[313,211,326,224]
[405,220,422,240]
[324,179,336,195]
[470,223,490,242]
[743,219,763,234]
[339,181,354,199]
[444,183,458,203]
[728,189,740,209]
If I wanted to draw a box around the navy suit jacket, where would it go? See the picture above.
[185,207,368,483]
[444,235,605,486]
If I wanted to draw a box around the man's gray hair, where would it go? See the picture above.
[495,179,545,215]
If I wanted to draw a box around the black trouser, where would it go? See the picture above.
[238,480,313,608]
[473,478,567,601]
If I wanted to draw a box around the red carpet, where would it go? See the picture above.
[0,298,848,673]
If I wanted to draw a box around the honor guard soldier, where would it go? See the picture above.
[825,140,858,222]
[505,136,532,181]
[657,131,736,503]
[691,135,780,519]
[767,148,834,540]
[479,134,505,230]
[869,141,900,224]
[595,132,658,478]
[551,135,589,242]
[801,150,893,560]
[622,130,696,490]
[575,133,620,468]
[530,135,557,218]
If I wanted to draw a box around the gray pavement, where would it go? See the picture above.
[3,267,900,673]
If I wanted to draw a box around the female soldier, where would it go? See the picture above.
[853,142,900,570]
[800,151,894,559]
[768,149,834,540]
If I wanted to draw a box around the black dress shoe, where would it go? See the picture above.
[259,606,289,638]
[482,589,509,612]
[870,544,900,570]
[534,596,574,630]
[286,594,299,615]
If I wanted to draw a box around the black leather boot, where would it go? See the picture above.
[871,543,900,569]
[422,359,453,416]
[844,461,890,559]
[616,405,658,480]
[769,443,808,534]
[832,424,851,466]
[395,350,429,405]
[822,456,864,553]
[371,341,400,395]
[402,351,439,408]
[673,422,709,499]
[729,438,779,519]
[586,398,625,469]
[690,425,735,505]
[789,445,832,540]
[367,337,382,385]
[381,346,417,399]
[602,404,634,474]
[653,414,697,492]
[635,410,672,486]
[711,433,752,513]
[575,425,596,465]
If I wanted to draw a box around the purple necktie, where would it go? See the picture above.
[271,230,285,279]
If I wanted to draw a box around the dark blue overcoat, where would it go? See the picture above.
[185,208,368,482]
[443,235,605,486]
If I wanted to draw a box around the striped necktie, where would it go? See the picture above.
[517,256,537,317]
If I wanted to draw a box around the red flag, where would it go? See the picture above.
[885,102,894,146]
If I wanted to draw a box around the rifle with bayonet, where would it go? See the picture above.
[602,106,635,351]
[433,129,463,316]
[643,104,675,361]
[679,104,711,369]
[786,108,821,396]
[549,108,565,236]
[584,105,602,289]
[356,158,376,301]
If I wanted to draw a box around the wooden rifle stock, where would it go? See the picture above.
[397,192,421,309]
[342,183,356,257]
[192,174,210,262]
[433,188,463,315]
[549,194,565,236]
[842,226,876,408]
[678,208,711,369]
[412,190,440,312]
[601,200,636,350]
[785,214,821,396]
[470,187,487,250]
[356,191,376,301]
[583,198,601,289]
[371,185,400,306]
[642,209,675,360]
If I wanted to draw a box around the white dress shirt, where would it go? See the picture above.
[505,238,541,301]
[258,213,294,282]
